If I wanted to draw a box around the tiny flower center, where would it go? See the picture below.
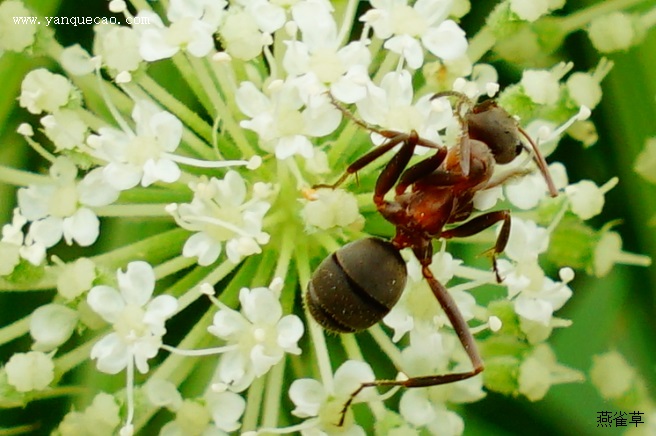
[391,5,426,36]
[309,48,346,83]
[128,136,162,166]
[167,19,193,47]
[113,305,148,340]
[253,327,267,343]
[49,183,79,217]
[276,108,304,136]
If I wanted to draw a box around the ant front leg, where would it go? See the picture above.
[314,132,409,190]
[440,210,511,282]
[336,265,484,427]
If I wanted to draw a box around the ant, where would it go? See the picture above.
[305,91,558,426]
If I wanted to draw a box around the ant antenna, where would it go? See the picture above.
[518,126,558,197]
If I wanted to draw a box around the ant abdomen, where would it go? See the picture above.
[306,238,407,333]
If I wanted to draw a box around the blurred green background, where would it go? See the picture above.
[0,0,654,434]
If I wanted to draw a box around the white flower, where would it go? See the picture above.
[355,70,453,145]
[5,351,55,392]
[634,137,656,184]
[505,162,568,210]
[57,392,121,436]
[219,7,268,61]
[566,72,603,109]
[565,178,617,220]
[590,351,636,399]
[86,261,178,374]
[0,0,37,53]
[236,78,341,159]
[501,260,573,326]
[503,217,549,262]
[94,25,142,72]
[289,360,374,434]
[168,171,271,265]
[284,0,371,91]
[301,188,364,231]
[159,391,245,436]
[17,158,119,247]
[137,0,226,61]
[57,257,97,300]
[587,12,636,53]
[520,69,561,105]
[40,109,88,151]
[89,100,183,189]
[509,0,550,22]
[60,44,95,76]
[30,303,79,351]
[362,0,467,68]
[208,285,303,392]
[518,344,583,401]
[399,391,464,435]
[0,208,29,274]
[19,69,74,115]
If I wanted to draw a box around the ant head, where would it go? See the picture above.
[467,100,558,197]
[466,100,522,165]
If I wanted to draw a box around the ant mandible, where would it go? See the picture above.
[305,91,558,426]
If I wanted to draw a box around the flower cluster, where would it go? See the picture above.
[0,0,654,435]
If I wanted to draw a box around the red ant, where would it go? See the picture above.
[305,91,558,425]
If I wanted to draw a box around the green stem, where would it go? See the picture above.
[0,315,30,347]
[242,374,266,431]
[559,0,649,33]
[55,339,94,374]
[153,255,197,280]
[0,165,49,186]
[93,203,170,217]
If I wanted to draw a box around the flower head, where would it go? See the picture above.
[87,261,178,374]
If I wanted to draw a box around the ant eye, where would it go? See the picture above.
[515,143,523,156]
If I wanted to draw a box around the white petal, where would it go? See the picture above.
[62,208,100,246]
[236,82,270,118]
[139,28,179,61]
[333,360,375,398]
[102,163,141,191]
[514,297,553,325]
[289,378,326,418]
[142,158,181,185]
[422,20,468,61]
[28,217,64,248]
[217,351,255,392]
[183,232,221,266]
[90,333,130,374]
[144,295,178,327]
[208,307,249,340]
[206,391,246,432]
[250,343,281,376]
[118,261,155,306]
[276,315,304,352]
[30,304,78,351]
[240,287,282,325]
[384,35,424,69]
[87,285,125,323]
[282,41,310,77]
[399,389,435,426]
[78,168,120,207]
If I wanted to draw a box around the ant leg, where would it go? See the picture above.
[439,210,511,282]
[313,133,408,189]
[395,147,448,194]
[373,131,420,202]
[337,265,483,427]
